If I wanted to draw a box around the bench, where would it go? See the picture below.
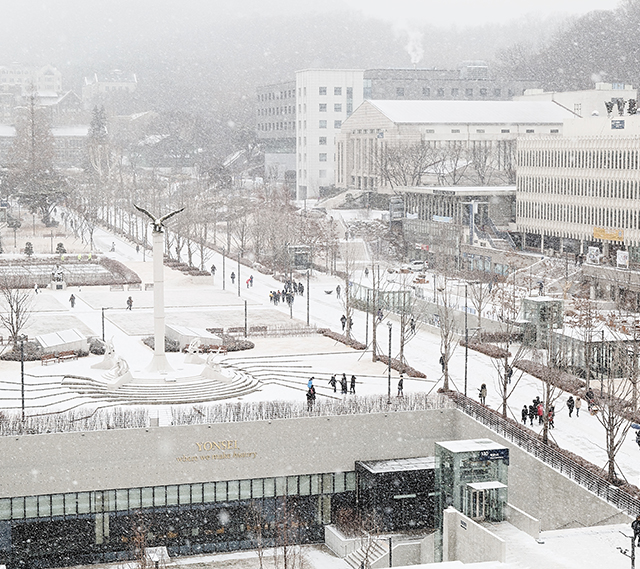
[41,353,57,366]
[58,350,78,362]
[202,345,227,354]
[207,327,224,336]
[249,325,268,335]
[110,284,124,291]
[145,283,154,291]
[128,283,141,291]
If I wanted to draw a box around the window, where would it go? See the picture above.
[334,87,342,95]
[422,87,431,96]
[319,103,327,112]
[526,129,535,133]
[501,129,510,133]
[574,103,582,115]
[437,88,445,97]
[319,136,327,145]
[466,88,473,97]
[451,88,459,97]
[451,129,460,133]
[396,87,405,97]
[319,169,327,178]
[334,120,342,129]
[494,89,502,97]
[319,153,327,162]
[319,86,327,95]
[550,129,559,133]
[319,120,327,128]
[334,103,342,112]
[425,129,435,134]
[480,88,487,97]
[476,129,485,133]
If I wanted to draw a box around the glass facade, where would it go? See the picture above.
[0,471,356,568]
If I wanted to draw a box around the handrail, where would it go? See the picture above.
[447,391,640,516]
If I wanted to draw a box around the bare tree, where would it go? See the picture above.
[436,274,458,391]
[0,275,33,344]
[340,241,358,339]
[374,140,440,188]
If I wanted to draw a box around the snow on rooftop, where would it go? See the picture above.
[367,99,574,124]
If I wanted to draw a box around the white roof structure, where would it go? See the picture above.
[35,328,87,351]
[366,100,575,125]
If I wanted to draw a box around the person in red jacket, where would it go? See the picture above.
[537,402,544,425]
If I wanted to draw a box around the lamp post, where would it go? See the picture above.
[465,284,468,397]
[387,321,392,404]
[222,247,226,291]
[101,307,112,342]
[306,269,310,326]
[20,337,25,421]
[237,250,241,297]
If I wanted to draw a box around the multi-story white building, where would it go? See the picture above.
[0,63,62,95]
[335,100,574,192]
[517,113,640,260]
[295,69,364,200]
[82,70,137,111]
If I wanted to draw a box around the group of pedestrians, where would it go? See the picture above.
[328,373,357,395]
[520,395,567,428]
[269,290,295,306]
[340,314,354,332]
[282,280,304,296]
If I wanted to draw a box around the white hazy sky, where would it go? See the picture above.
[346,0,620,26]
[233,0,620,27]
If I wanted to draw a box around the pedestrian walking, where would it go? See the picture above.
[397,374,404,397]
[329,375,337,392]
[439,355,446,373]
[505,365,513,384]
[306,386,316,411]
[230,271,235,284]
[34,283,38,295]
[537,402,544,424]
[340,314,347,331]
[136,244,140,254]
[575,396,582,417]
[350,374,356,394]
[528,404,536,426]
[211,264,216,276]
[69,294,75,308]
[632,515,640,546]
[246,278,251,288]
[249,275,254,287]
[336,284,341,299]
[567,396,575,418]
[548,406,555,429]
[585,388,595,412]
[479,383,487,405]
[307,377,314,389]
[364,267,369,278]
[126,296,133,311]
[410,317,415,334]
[347,317,353,332]
[377,309,383,323]
[521,405,528,424]
[340,373,348,395]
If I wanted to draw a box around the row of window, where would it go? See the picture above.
[298,169,327,179]
[318,86,348,96]
[257,90,294,102]
[519,176,640,200]
[258,121,295,132]
[0,471,356,521]
[257,106,294,116]
[519,148,640,170]
[518,199,640,231]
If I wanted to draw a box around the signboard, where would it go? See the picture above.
[611,119,625,130]
[593,227,624,241]
[478,448,509,464]
[617,250,629,269]
[586,247,600,265]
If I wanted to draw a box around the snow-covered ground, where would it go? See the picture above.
[1,220,639,569]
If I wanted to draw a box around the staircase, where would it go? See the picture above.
[344,537,387,569]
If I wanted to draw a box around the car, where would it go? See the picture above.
[407,260,427,272]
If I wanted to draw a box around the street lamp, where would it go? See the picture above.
[387,321,392,404]
[222,247,226,291]
[101,307,113,342]
[20,336,25,421]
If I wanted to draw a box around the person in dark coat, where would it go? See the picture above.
[567,396,575,418]
[69,294,75,308]
[397,374,404,397]
[340,314,347,331]
[528,404,536,426]
[306,386,316,411]
[126,296,133,310]
[350,375,356,394]
[479,384,487,405]
[336,284,341,299]
[521,405,528,424]
[632,515,640,546]
[340,373,348,395]
[329,375,337,392]
[230,271,235,284]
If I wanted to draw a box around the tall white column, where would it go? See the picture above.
[147,229,172,372]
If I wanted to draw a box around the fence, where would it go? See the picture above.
[447,391,640,516]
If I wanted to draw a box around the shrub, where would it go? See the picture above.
[142,336,180,352]
[318,329,366,350]
[0,341,42,361]
[56,243,66,255]
[89,338,106,355]
[24,242,33,257]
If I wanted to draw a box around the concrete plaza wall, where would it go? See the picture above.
[442,507,506,564]
[0,408,458,498]
[505,503,540,539]
[0,407,632,533]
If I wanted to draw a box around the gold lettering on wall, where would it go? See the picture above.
[175,440,256,463]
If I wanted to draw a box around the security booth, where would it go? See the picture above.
[356,457,436,531]
[435,439,509,527]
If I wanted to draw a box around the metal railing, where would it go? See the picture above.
[448,391,640,516]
